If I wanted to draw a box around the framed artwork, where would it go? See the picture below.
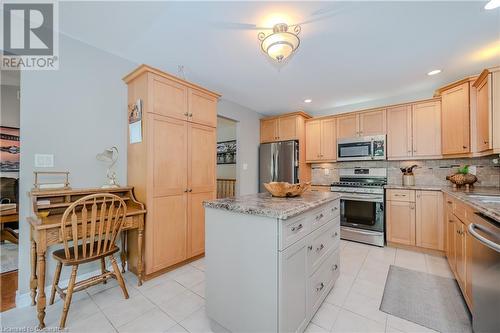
[0,126,20,172]
[217,140,236,165]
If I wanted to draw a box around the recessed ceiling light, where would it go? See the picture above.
[304,99,312,103]
[427,69,442,76]
[485,0,500,10]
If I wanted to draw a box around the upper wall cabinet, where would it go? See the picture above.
[386,100,441,160]
[260,112,311,143]
[305,118,337,162]
[440,82,471,155]
[472,69,495,153]
[337,109,386,139]
[189,89,218,127]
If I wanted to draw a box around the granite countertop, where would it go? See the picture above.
[385,184,500,222]
[204,191,341,220]
[441,187,500,222]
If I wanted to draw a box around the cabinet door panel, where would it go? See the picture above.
[359,109,386,136]
[387,200,416,246]
[279,239,308,333]
[321,118,337,160]
[337,114,358,138]
[152,116,188,197]
[476,76,491,152]
[387,105,412,159]
[412,101,441,157]
[441,82,470,154]
[188,191,214,257]
[416,191,444,250]
[278,115,298,141]
[189,89,217,127]
[455,221,466,288]
[446,212,457,272]
[189,123,216,193]
[151,195,187,271]
[261,119,278,143]
[151,76,188,120]
[305,120,321,161]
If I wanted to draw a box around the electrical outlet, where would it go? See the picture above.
[469,165,477,175]
[35,154,54,168]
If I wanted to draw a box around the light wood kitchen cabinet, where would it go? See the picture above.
[387,200,416,246]
[473,70,492,152]
[387,189,443,250]
[260,118,279,143]
[305,118,337,162]
[412,101,441,157]
[387,100,441,160]
[260,112,311,143]
[358,109,386,136]
[189,89,218,127]
[415,191,444,250]
[124,64,219,276]
[336,109,386,139]
[446,207,456,271]
[455,220,466,287]
[441,82,470,155]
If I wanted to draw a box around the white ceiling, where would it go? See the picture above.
[58,1,500,116]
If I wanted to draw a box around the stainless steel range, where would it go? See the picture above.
[330,168,387,247]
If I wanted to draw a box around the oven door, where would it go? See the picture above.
[337,141,372,161]
[340,194,384,232]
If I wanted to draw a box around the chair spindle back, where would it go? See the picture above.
[60,193,127,260]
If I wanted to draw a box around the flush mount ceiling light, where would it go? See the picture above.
[304,99,312,103]
[427,69,442,76]
[485,0,500,10]
[258,23,301,63]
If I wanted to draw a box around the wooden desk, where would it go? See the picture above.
[0,206,19,244]
[28,187,146,329]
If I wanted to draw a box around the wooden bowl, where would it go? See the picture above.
[264,182,311,197]
[36,211,50,218]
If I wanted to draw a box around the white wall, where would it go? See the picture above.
[18,34,137,294]
[217,117,237,179]
[217,99,263,195]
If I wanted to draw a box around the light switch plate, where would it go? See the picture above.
[324,169,330,176]
[35,154,54,168]
[242,163,248,170]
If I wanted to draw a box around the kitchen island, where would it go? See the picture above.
[203,191,341,333]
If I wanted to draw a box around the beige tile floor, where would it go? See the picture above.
[1,240,453,333]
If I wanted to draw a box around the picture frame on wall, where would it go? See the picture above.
[0,126,20,172]
[217,140,236,165]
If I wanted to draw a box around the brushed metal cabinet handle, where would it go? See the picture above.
[332,264,338,271]
[316,282,325,292]
[291,223,303,232]
[316,244,325,252]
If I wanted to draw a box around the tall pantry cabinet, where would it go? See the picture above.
[123,65,220,276]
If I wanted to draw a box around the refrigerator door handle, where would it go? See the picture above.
[274,147,279,181]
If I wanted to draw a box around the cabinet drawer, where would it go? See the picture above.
[308,219,340,274]
[308,249,340,313]
[387,189,415,202]
[279,215,311,250]
[311,201,340,231]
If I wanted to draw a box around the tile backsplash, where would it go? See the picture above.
[311,156,500,187]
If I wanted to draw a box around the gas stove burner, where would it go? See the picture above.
[331,181,386,188]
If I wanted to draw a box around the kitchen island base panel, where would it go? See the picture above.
[205,197,340,333]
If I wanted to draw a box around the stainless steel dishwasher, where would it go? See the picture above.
[468,212,500,333]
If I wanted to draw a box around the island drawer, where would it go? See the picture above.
[308,248,339,313]
[308,219,340,274]
[311,201,340,231]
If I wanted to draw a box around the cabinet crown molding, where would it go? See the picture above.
[123,64,221,98]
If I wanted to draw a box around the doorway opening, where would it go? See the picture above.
[0,70,20,312]
[216,116,237,198]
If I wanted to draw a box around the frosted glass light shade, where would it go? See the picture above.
[258,23,300,63]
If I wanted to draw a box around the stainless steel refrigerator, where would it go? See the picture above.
[259,140,299,192]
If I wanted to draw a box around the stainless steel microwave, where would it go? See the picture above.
[337,135,386,161]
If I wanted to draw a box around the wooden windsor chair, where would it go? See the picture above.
[49,193,129,328]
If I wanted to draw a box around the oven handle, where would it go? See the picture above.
[341,195,383,203]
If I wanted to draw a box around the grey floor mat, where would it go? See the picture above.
[380,265,471,333]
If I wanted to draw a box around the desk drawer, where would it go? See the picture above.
[308,218,340,275]
[387,189,415,202]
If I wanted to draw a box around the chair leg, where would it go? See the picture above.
[49,262,62,305]
[100,258,107,284]
[110,255,129,299]
[59,265,78,329]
